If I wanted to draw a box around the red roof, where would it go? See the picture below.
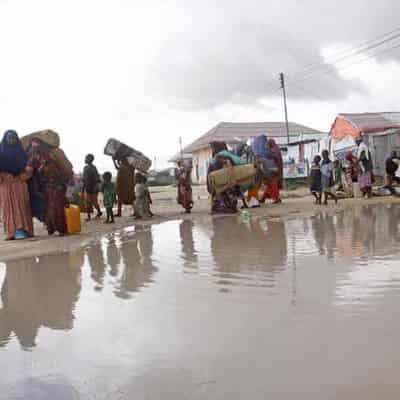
[338,112,400,134]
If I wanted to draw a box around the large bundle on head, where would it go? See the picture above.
[208,164,256,194]
[104,138,152,172]
[50,148,74,181]
[20,129,60,151]
[21,129,73,181]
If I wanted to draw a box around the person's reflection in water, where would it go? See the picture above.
[114,227,157,300]
[106,238,121,277]
[360,205,376,253]
[211,216,287,286]
[387,204,400,242]
[0,253,82,350]
[179,220,198,270]
[311,212,326,256]
[324,214,337,260]
[87,243,107,291]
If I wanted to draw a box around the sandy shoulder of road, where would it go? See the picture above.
[1,185,400,263]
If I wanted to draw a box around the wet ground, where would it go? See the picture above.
[1,203,400,399]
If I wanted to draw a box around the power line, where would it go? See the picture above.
[287,25,400,80]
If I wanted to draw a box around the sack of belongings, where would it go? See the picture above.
[21,130,73,181]
[104,138,152,172]
[50,147,74,181]
[208,164,256,194]
[257,157,279,179]
[21,129,60,151]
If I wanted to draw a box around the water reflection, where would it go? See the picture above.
[0,251,83,350]
[179,220,198,269]
[87,243,107,291]
[114,227,158,299]
[210,216,287,288]
[106,238,121,277]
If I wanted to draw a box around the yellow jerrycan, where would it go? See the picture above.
[64,205,81,234]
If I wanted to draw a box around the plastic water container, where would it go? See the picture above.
[64,205,81,234]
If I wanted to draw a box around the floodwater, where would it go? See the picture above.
[1,204,400,399]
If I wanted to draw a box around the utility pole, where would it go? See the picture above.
[179,136,183,162]
[279,72,290,144]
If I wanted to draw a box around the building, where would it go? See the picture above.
[283,139,321,178]
[183,121,326,184]
[330,112,400,176]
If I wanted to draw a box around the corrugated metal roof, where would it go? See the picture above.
[184,121,324,153]
[339,112,400,134]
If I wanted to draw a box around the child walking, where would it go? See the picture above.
[320,150,338,205]
[134,173,153,219]
[101,172,116,224]
[310,155,322,204]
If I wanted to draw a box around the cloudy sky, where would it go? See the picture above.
[1,0,400,172]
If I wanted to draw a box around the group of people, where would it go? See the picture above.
[2,129,400,241]
[0,130,71,240]
[309,137,400,205]
[0,130,156,241]
[205,135,284,214]
[81,154,153,224]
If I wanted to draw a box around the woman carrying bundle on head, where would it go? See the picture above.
[114,157,135,217]
[207,141,244,214]
[0,130,34,240]
[29,138,70,236]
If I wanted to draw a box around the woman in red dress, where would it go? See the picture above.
[261,139,283,204]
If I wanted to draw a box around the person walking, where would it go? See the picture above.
[82,154,102,221]
[134,173,152,219]
[175,160,194,213]
[114,158,135,217]
[320,150,338,205]
[345,151,359,197]
[309,155,322,205]
[261,139,283,204]
[101,172,116,224]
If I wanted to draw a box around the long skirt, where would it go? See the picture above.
[263,175,281,201]
[211,191,238,214]
[358,171,372,192]
[247,182,260,202]
[177,181,193,211]
[0,177,33,238]
[46,188,67,234]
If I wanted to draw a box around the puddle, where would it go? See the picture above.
[1,204,400,399]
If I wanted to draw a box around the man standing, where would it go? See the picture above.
[82,154,102,221]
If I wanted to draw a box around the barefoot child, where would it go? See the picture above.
[320,150,338,205]
[101,172,116,224]
[310,155,322,205]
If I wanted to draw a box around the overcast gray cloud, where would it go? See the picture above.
[147,0,400,109]
[0,0,399,171]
